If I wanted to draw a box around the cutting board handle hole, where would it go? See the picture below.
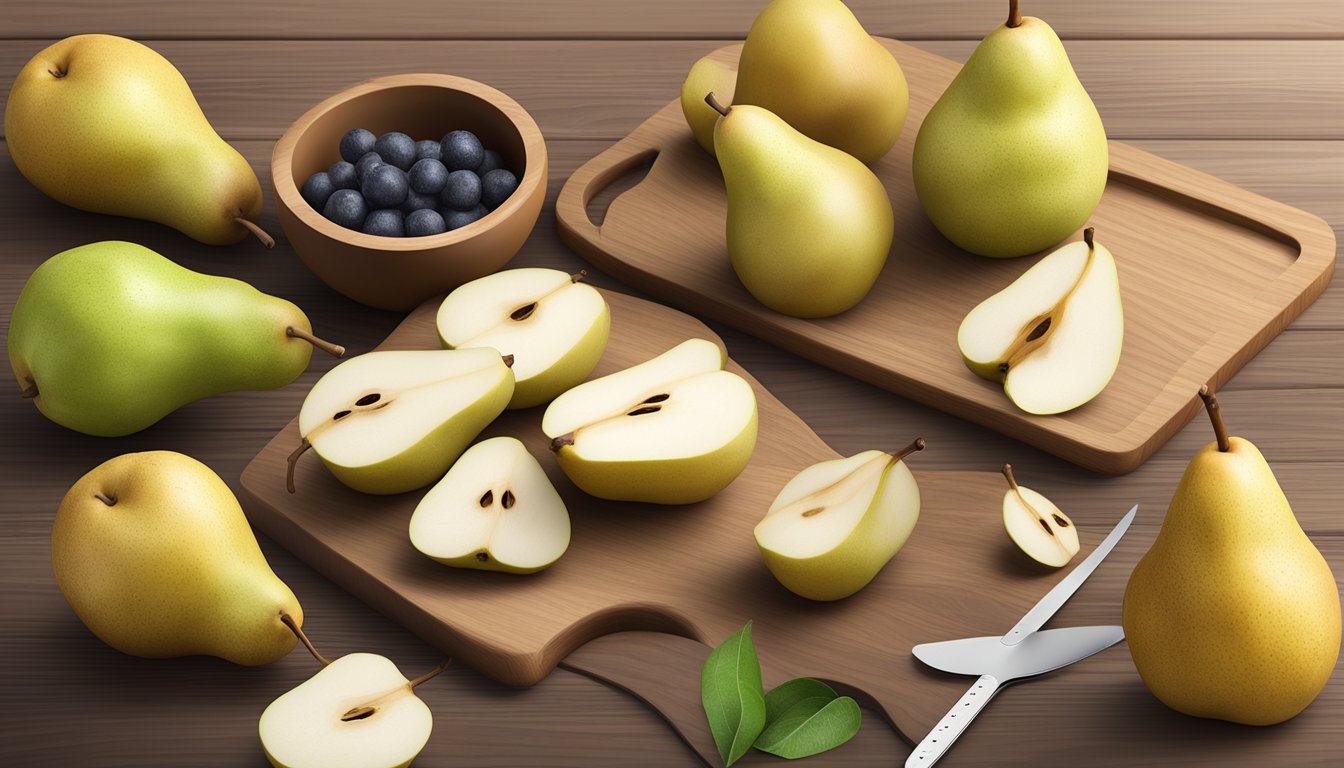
[583,149,658,228]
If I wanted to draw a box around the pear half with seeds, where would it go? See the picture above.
[542,338,758,505]
[409,436,570,574]
[755,438,925,601]
[1001,464,1079,567]
[958,227,1123,415]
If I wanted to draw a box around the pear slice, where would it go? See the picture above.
[258,653,448,768]
[1001,464,1079,567]
[409,436,570,574]
[541,338,758,505]
[957,228,1123,415]
[436,268,610,409]
[754,439,924,601]
[290,348,514,495]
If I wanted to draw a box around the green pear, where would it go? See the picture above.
[4,34,271,246]
[912,1,1107,258]
[733,0,909,164]
[680,55,737,156]
[51,451,304,665]
[1123,388,1341,725]
[999,464,1078,568]
[710,98,893,318]
[9,241,342,437]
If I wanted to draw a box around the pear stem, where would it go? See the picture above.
[286,326,346,358]
[286,438,312,494]
[893,437,927,463]
[1001,463,1021,490]
[1198,385,1231,453]
[502,354,515,368]
[1008,0,1023,27]
[705,92,731,117]
[19,381,38,399]
[407,658,452,690]
[93,492,117,506]
[571,270,587,284]
[550,434,575,452]
[281,612,331,666]
[234,217,276,249]
[1083,226,1095,250]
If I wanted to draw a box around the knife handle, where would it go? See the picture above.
[904,675,1002,768]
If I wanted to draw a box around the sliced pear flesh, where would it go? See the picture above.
[755,438,925,601]
[409,436,570,574]
[1001,464,1079,568]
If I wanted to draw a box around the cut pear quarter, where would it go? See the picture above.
[292,348,514,495]
[1001,464,1079,568]
[259,653,444,768]
[755,439,924,601]
[437,268,611,409]
[958,228,1124,415]
[409,436,570,574]
[542,338,758,505]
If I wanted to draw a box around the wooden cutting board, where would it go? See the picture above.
[239,288,1122,748]
[554,40,1336,476]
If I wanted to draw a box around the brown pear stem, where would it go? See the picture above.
[234,217,275,249]
[502,354,515,368]
[893,437,927,463]
[1001,463,1021,490]
[407,658,452,690]
[281,612,331,666]
[286,438,312,494]
[286,326,346,358]
[550,434,575,452]
[20,381,39,399]
[94,492,117,506]
[1198,385,1231,453]
[1083,226,1095,250]
[705,92,731,117]
[571,270,587,283]
[48,67,67,78]
[1008,0,1023,27]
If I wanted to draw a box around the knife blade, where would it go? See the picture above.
[912,625,1125,677]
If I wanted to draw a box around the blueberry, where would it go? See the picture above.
[440,130,484,171]
[440,169,481,211]
[401,189,439,213]
[476,149,505,175]
[406,208,447,237]
[300,171,336,211]
[362,209,405,237]
[323,189,368,230]
[339,128,376,164]
[409,158,449,195]
[374,131,417,170]
[443,204,488,231]
[355,152,383,181]
[415,139,442,161]
[328,161,358,190]
[480,169,519,209]
[361,164,409,209]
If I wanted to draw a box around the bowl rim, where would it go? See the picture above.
[272,73,546,252]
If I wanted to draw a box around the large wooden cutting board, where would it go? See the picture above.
[555,40,1337,476]
[239,289,1120,747]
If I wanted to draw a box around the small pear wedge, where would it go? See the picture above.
[1000,464,1078,567]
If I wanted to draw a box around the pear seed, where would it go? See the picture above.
[642,393,670,404]
[627,405,661,416]
[356,393,381,406]
[501,490,516,509]
[1038,519,1055,536]
[510,303,537,321]
[1052,514,1071,528]
[341,706,376,722]
[479,490,493,507]
[333,410,352,420]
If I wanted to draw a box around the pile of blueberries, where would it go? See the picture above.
[300,128,520,238]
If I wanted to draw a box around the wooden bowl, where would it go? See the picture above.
[273,74,547,311]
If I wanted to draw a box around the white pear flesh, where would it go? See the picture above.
[436,268,610,409]
[542,338,758,505]
[259,653,433,768]
[957,234,1123,415]
[755,450,920,601]
[409,436,570,574]
[1003,485,1080,568]
[298,348,514,495]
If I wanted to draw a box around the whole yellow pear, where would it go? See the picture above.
[5,35,267,246]
[1122,388,1340,725]
[51,451,304,665]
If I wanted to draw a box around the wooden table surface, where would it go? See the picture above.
[1,2,1340,766]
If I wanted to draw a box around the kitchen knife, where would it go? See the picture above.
[912,625,1124,677]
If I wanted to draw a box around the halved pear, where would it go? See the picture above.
[436,268,610,409]
[541,338,758,504]
[680,55,736,156]
[755,439,925,601]
[259,653,445,768]
[957,228,1123,415]
[291,348,514,495]
[1001,464,1079,568]
[409,436,570,574]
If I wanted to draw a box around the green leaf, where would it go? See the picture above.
[754,678,861,760]
[701,622,766,767]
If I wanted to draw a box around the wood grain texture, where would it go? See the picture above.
[3,40,1343,141]
[556,40,1337,475]
[3,1,1342,39]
